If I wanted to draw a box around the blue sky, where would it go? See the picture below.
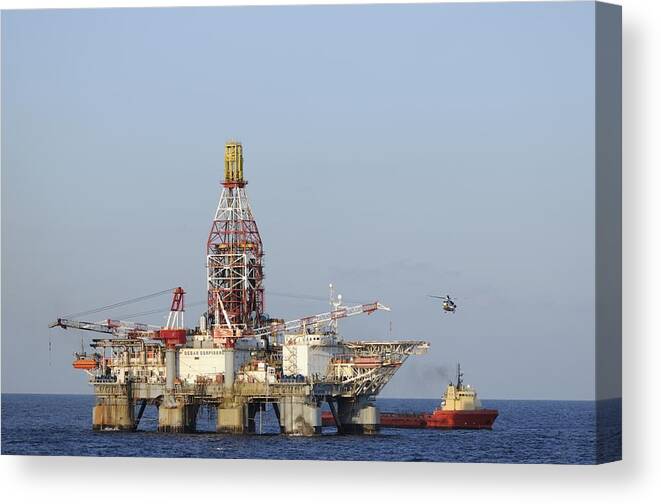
[1,2,599,399]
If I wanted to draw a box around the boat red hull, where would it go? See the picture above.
[423,409,498,429]
[380,413,427,428]
[321,409,498,430]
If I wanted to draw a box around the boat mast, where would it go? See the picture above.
[456,363,464,389]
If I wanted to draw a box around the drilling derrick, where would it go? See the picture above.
[206,142,264,342]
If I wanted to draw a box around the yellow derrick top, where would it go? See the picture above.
[224,141,244,183]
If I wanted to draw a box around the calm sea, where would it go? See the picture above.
[0,394,621,464]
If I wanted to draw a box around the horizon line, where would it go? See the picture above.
[0,391,620,402]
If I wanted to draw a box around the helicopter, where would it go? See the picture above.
[428,294,457,313]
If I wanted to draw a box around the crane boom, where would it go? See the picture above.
[253,301,390,338]
[49,318,160,336]
[49,318,113,334]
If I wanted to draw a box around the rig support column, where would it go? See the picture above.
[217,400,247,434]
[337,398,380,434]
[160,347,180,417]
[278,396,321,436]
[165,348,177,392]
[92,396,135,431]
[158,401,198,433]
[223,348,235,389]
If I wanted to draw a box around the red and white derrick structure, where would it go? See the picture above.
[206,142,264,345]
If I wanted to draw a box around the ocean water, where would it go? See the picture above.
[0,394,620,464]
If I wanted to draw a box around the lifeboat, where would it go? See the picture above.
[353,356,382,368]
[73,357,98,370]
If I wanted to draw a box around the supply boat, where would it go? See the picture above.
[322,363,498,430]
[422,363,498,429]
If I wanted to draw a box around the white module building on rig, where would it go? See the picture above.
[50,141,429,435]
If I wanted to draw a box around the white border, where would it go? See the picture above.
[1,1,657,503]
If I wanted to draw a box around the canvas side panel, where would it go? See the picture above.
[595,0,622,464]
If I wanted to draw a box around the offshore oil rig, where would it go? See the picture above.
[50,142,429,436]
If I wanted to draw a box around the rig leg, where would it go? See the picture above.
[337,399,380,435]
[133,400,148,430]
[93,397,135,431]
[158,402,198,433]
[246,402,259,433]
[272,402,281,425]
[327,399,344,434]
[278,396,321,436]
